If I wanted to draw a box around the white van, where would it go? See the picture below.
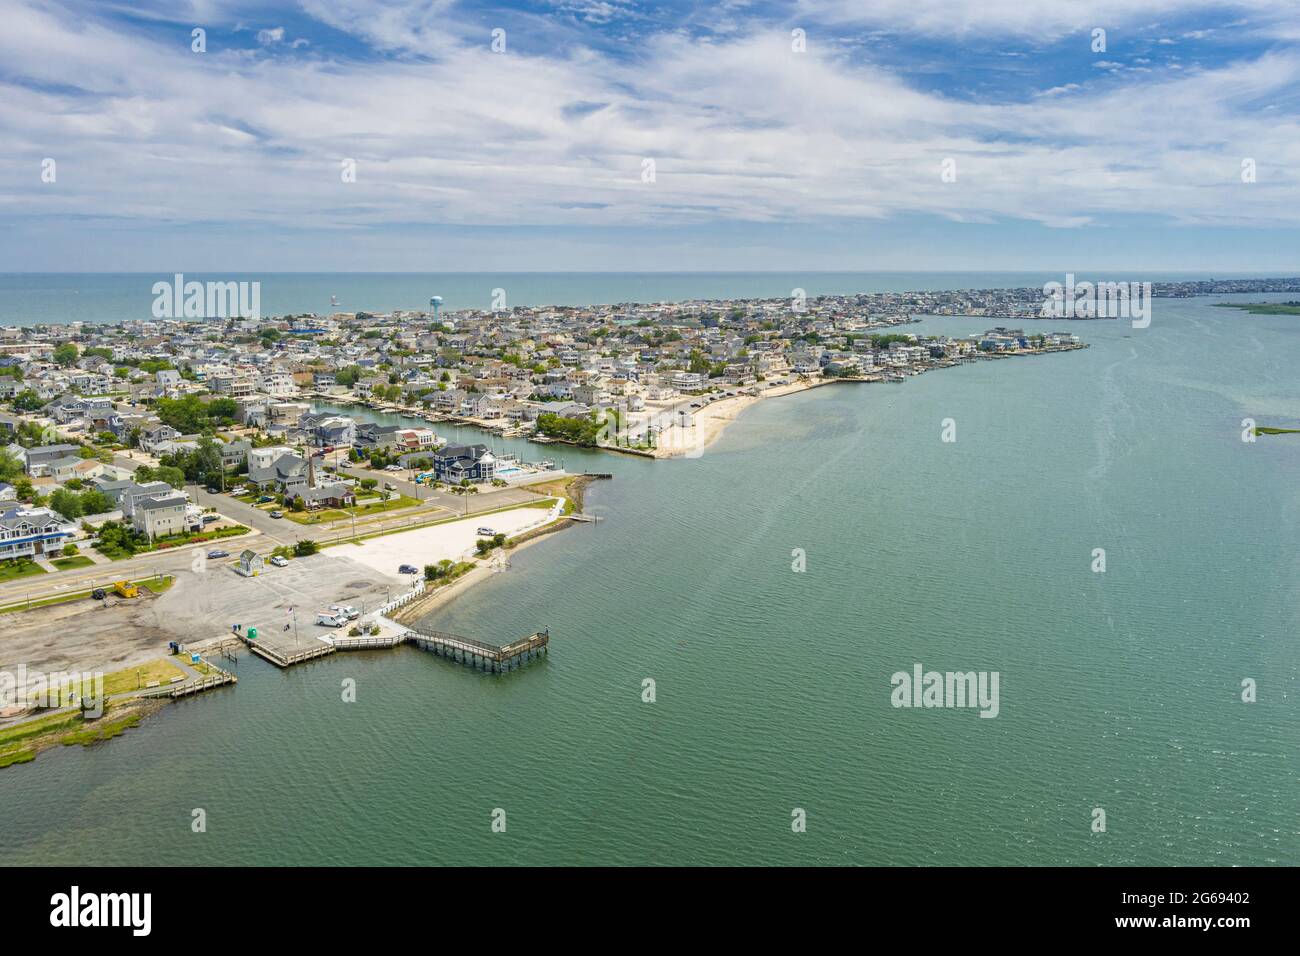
[316,612,348,628]
[329,604,360,620]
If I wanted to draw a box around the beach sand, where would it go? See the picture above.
[330,501,564,576]
[649,378,822,458]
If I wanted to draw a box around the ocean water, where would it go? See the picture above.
[0,271,1291,326]
[0,288,1296,865]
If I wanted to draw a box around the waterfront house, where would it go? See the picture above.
[355,421,404,450]
[432,444,496,484]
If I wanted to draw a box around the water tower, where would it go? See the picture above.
[429,296,443,322]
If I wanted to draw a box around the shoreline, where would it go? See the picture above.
[0,477,597,770]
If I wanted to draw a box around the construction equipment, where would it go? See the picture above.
[112,580,139,599]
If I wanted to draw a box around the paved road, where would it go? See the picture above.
[0,544,254,607]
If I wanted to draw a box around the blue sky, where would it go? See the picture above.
[3,0,1300,271]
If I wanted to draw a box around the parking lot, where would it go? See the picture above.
[161,551,399,644]
[0,550,398,678]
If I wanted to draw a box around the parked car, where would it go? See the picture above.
[384,464,403,472]
[269,510,284,519]
[257,495,275,503]
[383,482,397,491]
[315,612,348,628]
[207,549,229,559]
[329,604,360,621]
[90,588,106,600]
[398,564,418,575]
[201,514,219,523]
[476,527,495,536]
[270,556,289,567]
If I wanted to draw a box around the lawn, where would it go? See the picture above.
[285,495,422,524]
[47,657,188,703]
[51,556,95,571]
[0,561,47,583]
[0,574,175,615]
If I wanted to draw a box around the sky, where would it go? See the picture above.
[2,0,1300,272]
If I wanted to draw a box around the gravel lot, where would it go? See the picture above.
[0,552,395,678]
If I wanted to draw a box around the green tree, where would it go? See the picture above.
[53,343,80,366]
[0,447,21,484]
[49,487,83,519]
[12,390,43,412]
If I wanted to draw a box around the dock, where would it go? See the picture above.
[238,624,550,674]
[236,630,337,667]
[403,627,549,673]
[138,666,237,699]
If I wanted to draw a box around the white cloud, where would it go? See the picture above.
[795,0,1300,40]
[0,0,1298,248]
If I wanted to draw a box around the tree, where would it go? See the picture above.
[359,478,377,491]
[79,489,111,516]
[293,539,319,557]
[49,488,83,520]
[11,390,43,412]
[53,343,80,366]
[0,447,21,484]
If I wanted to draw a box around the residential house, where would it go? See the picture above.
[131,494,197,540]
[0,506,78,561]
[24,444,80,477]
[432,444,496,484]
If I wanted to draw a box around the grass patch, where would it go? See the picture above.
[319,498,557,548]
[46,657,187,704]
[0,574,174,616]
[51,556,95,571]
[60,712,142,747]
[285,495,424,525]
[1215,302,1300,315]
[0,560,48,583]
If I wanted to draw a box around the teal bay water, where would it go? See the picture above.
[1,293,1296,865]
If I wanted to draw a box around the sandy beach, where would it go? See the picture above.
[649,378,823,458]
[330,500,565,576]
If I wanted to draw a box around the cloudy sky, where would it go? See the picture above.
[3,0,1300,271]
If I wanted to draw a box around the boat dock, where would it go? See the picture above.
[238,624,550,674]
[236,630,337,667]
[404,627,549,673]
[138,665,238,699]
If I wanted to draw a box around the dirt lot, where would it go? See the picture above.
[0,552,395,677]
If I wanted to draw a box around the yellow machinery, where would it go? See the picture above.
[112,580,139,599]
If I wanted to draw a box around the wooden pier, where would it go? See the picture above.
[401,626,549,673]
[236,631,337,668]
[138,666,237,699]
[240,625,551,674]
